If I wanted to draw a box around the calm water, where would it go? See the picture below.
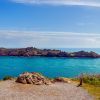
[0,56,100,79]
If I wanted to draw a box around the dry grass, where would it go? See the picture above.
[83,84,100,100]
[71,74,100,100]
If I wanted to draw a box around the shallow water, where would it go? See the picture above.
[0,56,100,79]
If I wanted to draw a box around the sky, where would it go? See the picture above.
[0,0,100,48]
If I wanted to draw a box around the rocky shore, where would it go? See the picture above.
[0,47,99,58]
[15,72,71,85]
[0,72,93,100]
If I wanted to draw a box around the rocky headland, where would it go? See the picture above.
[0,47,99,58]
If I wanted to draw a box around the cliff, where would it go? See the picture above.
[0,47,99,58]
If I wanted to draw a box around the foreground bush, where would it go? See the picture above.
[82,74,100,86]
[3,76,13,80]
[72,74,100,100]
[73,74,100,86]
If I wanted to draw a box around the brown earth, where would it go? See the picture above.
[0,80,93,100]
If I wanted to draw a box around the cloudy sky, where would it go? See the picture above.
[0,0,100,48]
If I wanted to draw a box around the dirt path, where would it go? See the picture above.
[0,80,93,100]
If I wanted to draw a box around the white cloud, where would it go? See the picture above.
[11,0,100,7]
[0,30,100,48]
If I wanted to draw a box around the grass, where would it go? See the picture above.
[83,83,100,100]
[3,76,13,80]
[72,74,100,100]
[82,74,100,86]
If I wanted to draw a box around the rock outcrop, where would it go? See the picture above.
[0,47,99,58]
[53,77,71,83]
[16,72,72,85]
[16,72,52,85]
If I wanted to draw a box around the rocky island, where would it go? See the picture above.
[0,47,99,58]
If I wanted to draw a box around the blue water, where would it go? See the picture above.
[0,56,100,79]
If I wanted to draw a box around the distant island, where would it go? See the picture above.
[0,47,99,58]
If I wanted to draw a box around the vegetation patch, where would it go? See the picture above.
[72,74,100,100]
[3,76,13,80]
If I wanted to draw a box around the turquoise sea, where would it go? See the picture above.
[0,48,100,79]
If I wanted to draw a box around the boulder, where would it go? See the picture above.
[54,77,71,83]
[16,72,52,85]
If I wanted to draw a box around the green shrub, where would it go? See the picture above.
[3,76,13,80]
[77,74,100,86]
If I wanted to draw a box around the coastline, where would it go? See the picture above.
[0,47,100,58]
[0,72,99,100]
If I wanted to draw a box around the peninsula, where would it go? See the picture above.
[0,47,99,58]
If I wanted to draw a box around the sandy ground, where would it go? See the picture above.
[0,80,93,100]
